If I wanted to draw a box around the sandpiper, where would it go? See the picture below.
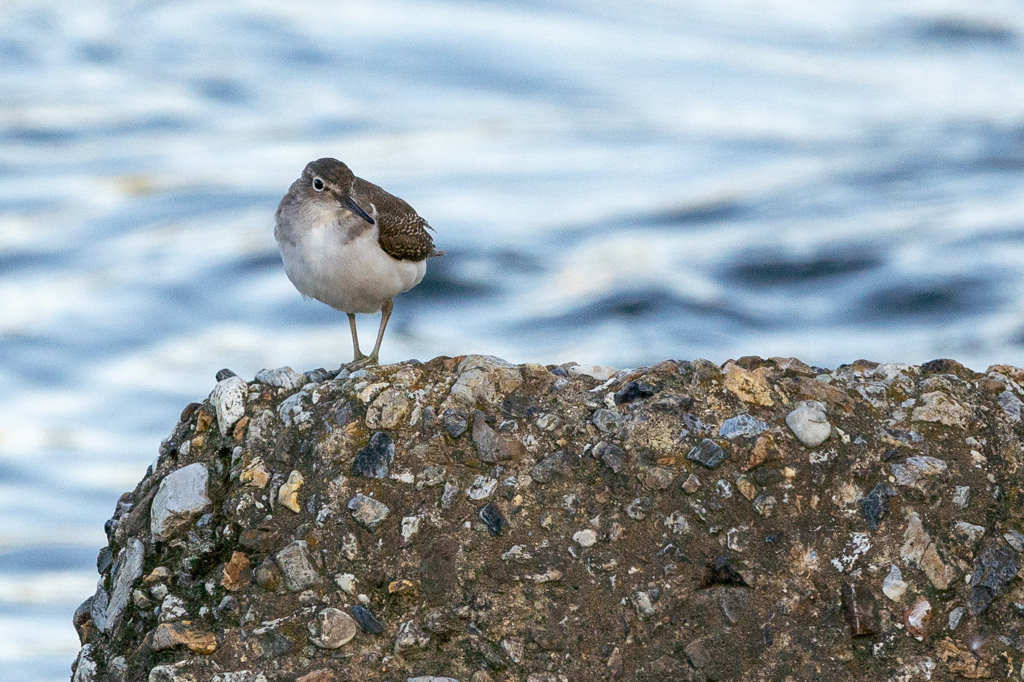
[274,158,441,369]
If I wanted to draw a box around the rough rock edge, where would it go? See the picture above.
[72,355,1024,682]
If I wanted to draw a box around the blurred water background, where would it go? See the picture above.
[3,0,1024,678]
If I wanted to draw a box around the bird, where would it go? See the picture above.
[274,158,441,370]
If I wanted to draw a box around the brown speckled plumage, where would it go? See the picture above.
[353,177,441,262]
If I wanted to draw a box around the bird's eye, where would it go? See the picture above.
[312,177,324,191]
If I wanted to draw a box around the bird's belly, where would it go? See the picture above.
[280,228,426,314]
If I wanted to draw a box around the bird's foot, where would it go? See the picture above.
[342,353,379,372]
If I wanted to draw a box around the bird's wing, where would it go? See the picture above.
[354,178,440,262]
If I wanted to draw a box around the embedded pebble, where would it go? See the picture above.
[309,608,357,649]
[101,539,144,633]
[442,408,470,438]
[211,375,248,436]
[347,494,390,530]
[479,502,507,536]
[594,442,625,473]
[573,529,598,547]
[890,456,947,488]
[255,367,305,390]
[904,598,932,641]
[686,439,726,469]
[614,381,656,404]
[467,476,498,500]
[591,409,623,433]
[150,463,212,542]
[277,470,304,513]
[882,565,907,602]
[351,432,395,479]
[569,364,617,381]
[275,540,320,592]
[394,620,430,653]
[785,401,831,448]
[158,595,188,623]
[351,605,387,634]
[718,414,770,439]
[644,467,674,490]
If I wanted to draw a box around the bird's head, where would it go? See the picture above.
[300,158,375,225]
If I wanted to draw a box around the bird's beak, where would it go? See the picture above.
[341,195,375,225]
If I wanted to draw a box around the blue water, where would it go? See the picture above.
[3,1,1024,678]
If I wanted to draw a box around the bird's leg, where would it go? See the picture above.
[366,299,394,364]
[348,300,393,369]
[337,311,370,372]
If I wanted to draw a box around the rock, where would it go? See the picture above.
[472,411,499,462]
[394,620,430,653]
[785,401,831,448]
[591,409,623,433]
[531,451,572,483]
[614,381,656,404]
[221,552,252,592]
[467,476,497,500]
[277,470,304,512]
[568,364,617,381]
[449,355,523,407]
[347,493,390,530]
[860,482,896,530]
[309,608,357,649]
[684,639,709,669]
[686,439,726,469]
[149,621,217,654]
[891,456,947,489]
[479,502,507,536]
[158,595,188,623]
[255,367,305,390]
[904,598,932,641]
[593,442,625,473]
[351,605,386,634]
[573,529,597,547]
[998,390,1023,421]
[211,375,248,436]
[644,467,674,490]
[442,408,469,438]
[254,557,282,591]
[102,539,144,633]
[968,541,1021,615]
[73,355,1024,681]
[912,391,968,427]
[275,541,320,592]
[882,565,907,602]
[150,463,212,542]
[718,413,770,439]
[352,432,395,479]
[723,362,774,406]
[841,582,877,636]
[607,646,624,679]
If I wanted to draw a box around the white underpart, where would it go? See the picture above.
[278,202,426,314]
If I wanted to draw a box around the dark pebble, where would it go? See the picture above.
[351,432,395,479]
[841,582,878,637]
[705,554,747,587]
[860,482,897,530]
[215,368,237,381]
[352,604,387,634]
[480,502,507,536]
[753,468,782,486]
[443,408,470,438]
[96,546,113,575]
[593,442,625,474]
[305,368,333,383]
[968,542,1021,614]
[687,439,726,469]
[614,381,657,404]
[421,405,436,430]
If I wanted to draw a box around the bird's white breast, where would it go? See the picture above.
[277,203,426,314]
